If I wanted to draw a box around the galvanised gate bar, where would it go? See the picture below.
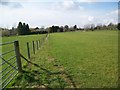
[0,41,22,89]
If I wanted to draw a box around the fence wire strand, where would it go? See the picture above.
[1,33,49,89]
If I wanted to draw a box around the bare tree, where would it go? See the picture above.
[84,24,91,31]
[91,24,95,31]
[64,25,69,32]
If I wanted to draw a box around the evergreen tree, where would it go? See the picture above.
[17,22,23,35]
[17,22,30,35]
[73,25,77,30]
[60,26,63,32]
[26,24,30,34]
[23,23,26,35]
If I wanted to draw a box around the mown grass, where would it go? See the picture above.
[48,30,118,88]
[9,36,76,88]
[1,34,45,88]
[2,34,45,65]
[9,30,118,88]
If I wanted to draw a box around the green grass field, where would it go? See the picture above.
[2,34,45,65]
[1,30,118,88]
[1,34,45,88]
[2,34,44,58]
[48,31,118,88]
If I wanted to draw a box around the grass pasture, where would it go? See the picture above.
[1,34,45,88]
[1,30,118,88]
[48,31,118,88]
[2,34,45,64]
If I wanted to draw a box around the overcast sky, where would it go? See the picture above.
[0,0,119,28]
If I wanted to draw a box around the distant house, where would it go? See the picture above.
[0,28,17,37]
[9,29,17,36]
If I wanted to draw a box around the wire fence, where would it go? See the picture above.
[0,33,48,89]
[26,33,48,60]
[0,41,19,89]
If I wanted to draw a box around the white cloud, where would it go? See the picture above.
[87,9,118,25]
[0,1,118,29]
[0,0,23,8]
[88,16,94,21]
[102,9,118,25]
[53,0,84,11]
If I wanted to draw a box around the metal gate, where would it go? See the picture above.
[0,41,22,89]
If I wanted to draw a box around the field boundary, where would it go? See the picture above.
[0,41,19,89]
[0,33,48,89]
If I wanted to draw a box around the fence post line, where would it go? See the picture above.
[36,40,38,50]
[27,42,30,59]
[14,41,22,73]
[38,40,39,49]
[39,40,40,48]
[37,40,39,49]
[32,41,35,54]
[37,40,38,49]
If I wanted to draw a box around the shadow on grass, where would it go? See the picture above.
[11,55,76,89]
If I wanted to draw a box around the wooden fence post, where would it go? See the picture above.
[27,42,30,59]
[36,40,38,50]
[39,40,40,48]
[14,41,22,73]
[33,41,35,54]
[37,40,39,49]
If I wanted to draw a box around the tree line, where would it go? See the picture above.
[0,22,119,36]
[17,22,119,35]
[48,23,118,33]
